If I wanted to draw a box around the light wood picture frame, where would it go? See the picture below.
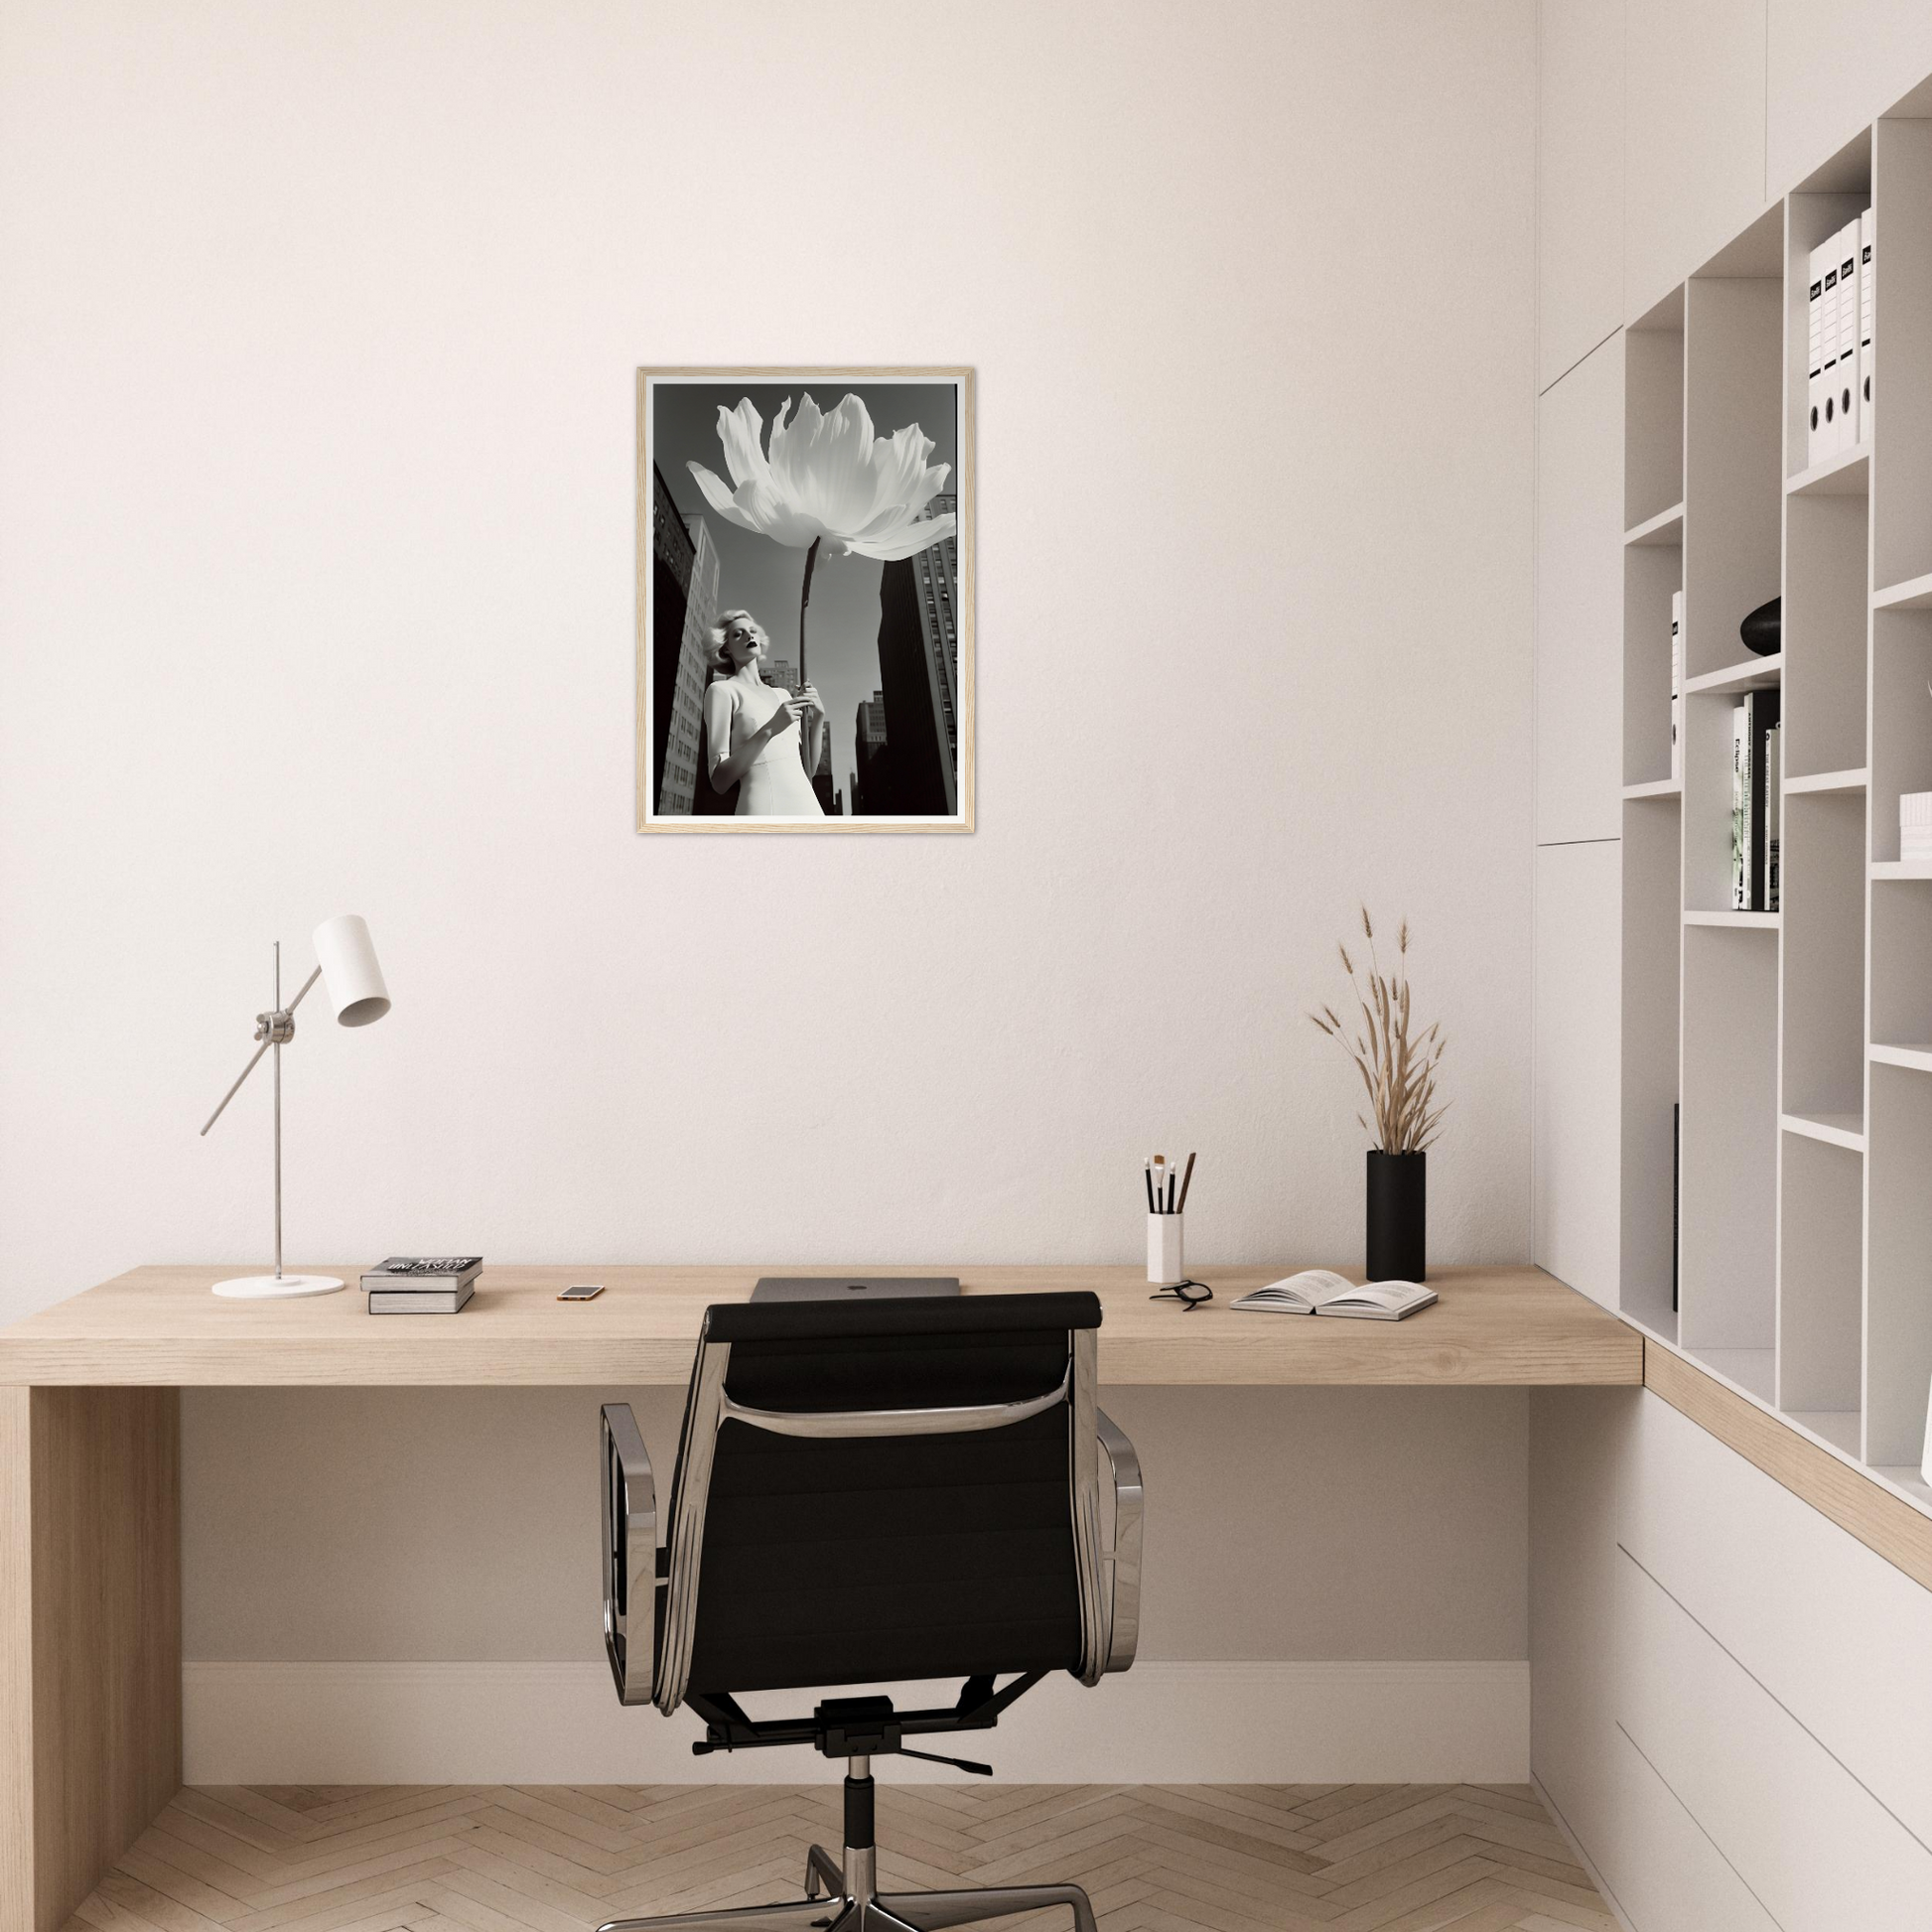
[636,366,975,833]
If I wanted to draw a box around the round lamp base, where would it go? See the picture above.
[210,1274,345,1300]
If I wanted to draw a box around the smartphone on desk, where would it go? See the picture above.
[558,1283,605,1302]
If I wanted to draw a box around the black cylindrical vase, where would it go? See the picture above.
[1366,1150,1427,1282]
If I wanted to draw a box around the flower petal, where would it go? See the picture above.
[774,392,872,533]
[763,395,798,493]
[686,461,761,532]
[730,476,823,549]
[715,399,770,490]
[863,422,937,525]
[847,462,950,542]
[844,510,957,561]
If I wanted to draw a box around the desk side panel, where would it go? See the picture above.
[1,1390,31,1932]
[28,1388,182,1932]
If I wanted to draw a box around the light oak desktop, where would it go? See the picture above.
[0,1262,1636,1932]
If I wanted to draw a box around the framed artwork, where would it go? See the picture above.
[636,367,974,833]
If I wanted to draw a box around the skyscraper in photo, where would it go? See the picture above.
[648,465,697,811]
[653,489,720,817]
[811,722,837,815]
[873,494,960,816]
[852,690,890,815]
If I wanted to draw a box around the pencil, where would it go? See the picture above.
[1176,1151,1197,1213]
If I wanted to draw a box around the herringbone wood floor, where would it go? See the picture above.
[66,1784,1617,1932]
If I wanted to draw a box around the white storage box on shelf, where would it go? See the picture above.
[1900,791,1932,861]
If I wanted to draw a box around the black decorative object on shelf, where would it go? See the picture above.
[1740,595,1781,656]
[1672,1101,1680,1314]
[1366,1150,1427,1283]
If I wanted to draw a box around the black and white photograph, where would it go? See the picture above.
[637,367,973,832]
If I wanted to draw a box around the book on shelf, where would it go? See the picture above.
[1748,690,1780,910]
[1817,236,1846,458]
[1765,720,1781,912]
[1861,207,1874,443]
[1836,218,1861,455]
[1671,1102,1680,1316]
[369,1282,475,1315]
[1728,692,1781,911]
[1807,239,1828,466]
[1229,1271,1437,1320]
[360,1256,483,1292]
[1730,703,1749,907]
[1670,590,1683,780]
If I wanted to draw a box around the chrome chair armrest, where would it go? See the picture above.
[601,1403,658,1706]
[1095,1407,1143,1673]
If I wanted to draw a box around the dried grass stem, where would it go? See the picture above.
[1309,906,1449,1153]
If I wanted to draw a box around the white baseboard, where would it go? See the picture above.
[183,1660,1529,1786]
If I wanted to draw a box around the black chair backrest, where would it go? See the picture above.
[663,1292,1102,1700]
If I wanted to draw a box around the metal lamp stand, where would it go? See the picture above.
[201,941,345,1299]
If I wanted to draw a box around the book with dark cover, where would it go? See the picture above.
[1745,688,1781,909]
[1731,704,1749,909]
[361,1256,483,1292]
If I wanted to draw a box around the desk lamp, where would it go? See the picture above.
[200,913,391,1299]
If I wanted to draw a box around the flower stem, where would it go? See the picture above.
[797,535,821,687]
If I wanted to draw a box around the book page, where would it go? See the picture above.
[1328,1282,1427,1310]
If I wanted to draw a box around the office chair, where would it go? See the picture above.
[597,1291,1143,1932]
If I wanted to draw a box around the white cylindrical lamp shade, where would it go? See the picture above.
[312,914,390,1027]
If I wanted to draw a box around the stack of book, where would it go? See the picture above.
[1730,692,1781,911]
[1807,208,1873,465]
[361,1256,483,1313]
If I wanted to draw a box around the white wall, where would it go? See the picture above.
[0,1,1540,1771]
[182,1384,1530,1663]
[0,0,1537,1313]
[178,1382,1536,1783]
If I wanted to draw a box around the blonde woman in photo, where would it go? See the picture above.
[702,610,826,817]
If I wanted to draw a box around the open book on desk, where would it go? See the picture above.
[1230,1270,1437,1320]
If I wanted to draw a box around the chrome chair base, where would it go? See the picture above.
[596,1844,1098,1932]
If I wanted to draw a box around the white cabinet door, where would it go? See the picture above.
[1534,840,1621,1307]
[1622,1390,1932,1852]
[1599,1725,1781,1932]
[1768,0,1932,194]
[1617,1546,1932,1930]
[1537,336,1624,844]
[1529,1387,1637,1863]
[1538,0,1624,390]
[1625,0,1769,318]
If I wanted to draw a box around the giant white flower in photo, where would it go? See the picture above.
[687,393,956,562]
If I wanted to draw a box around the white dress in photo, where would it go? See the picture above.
[717,681,825,818]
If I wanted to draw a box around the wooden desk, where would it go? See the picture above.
[0,1261,1637,1387]
[0,1263,1635,1932]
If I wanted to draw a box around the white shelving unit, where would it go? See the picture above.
[1619,104,1932,1516]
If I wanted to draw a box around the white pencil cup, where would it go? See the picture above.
[1148,1213,1185,1286]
